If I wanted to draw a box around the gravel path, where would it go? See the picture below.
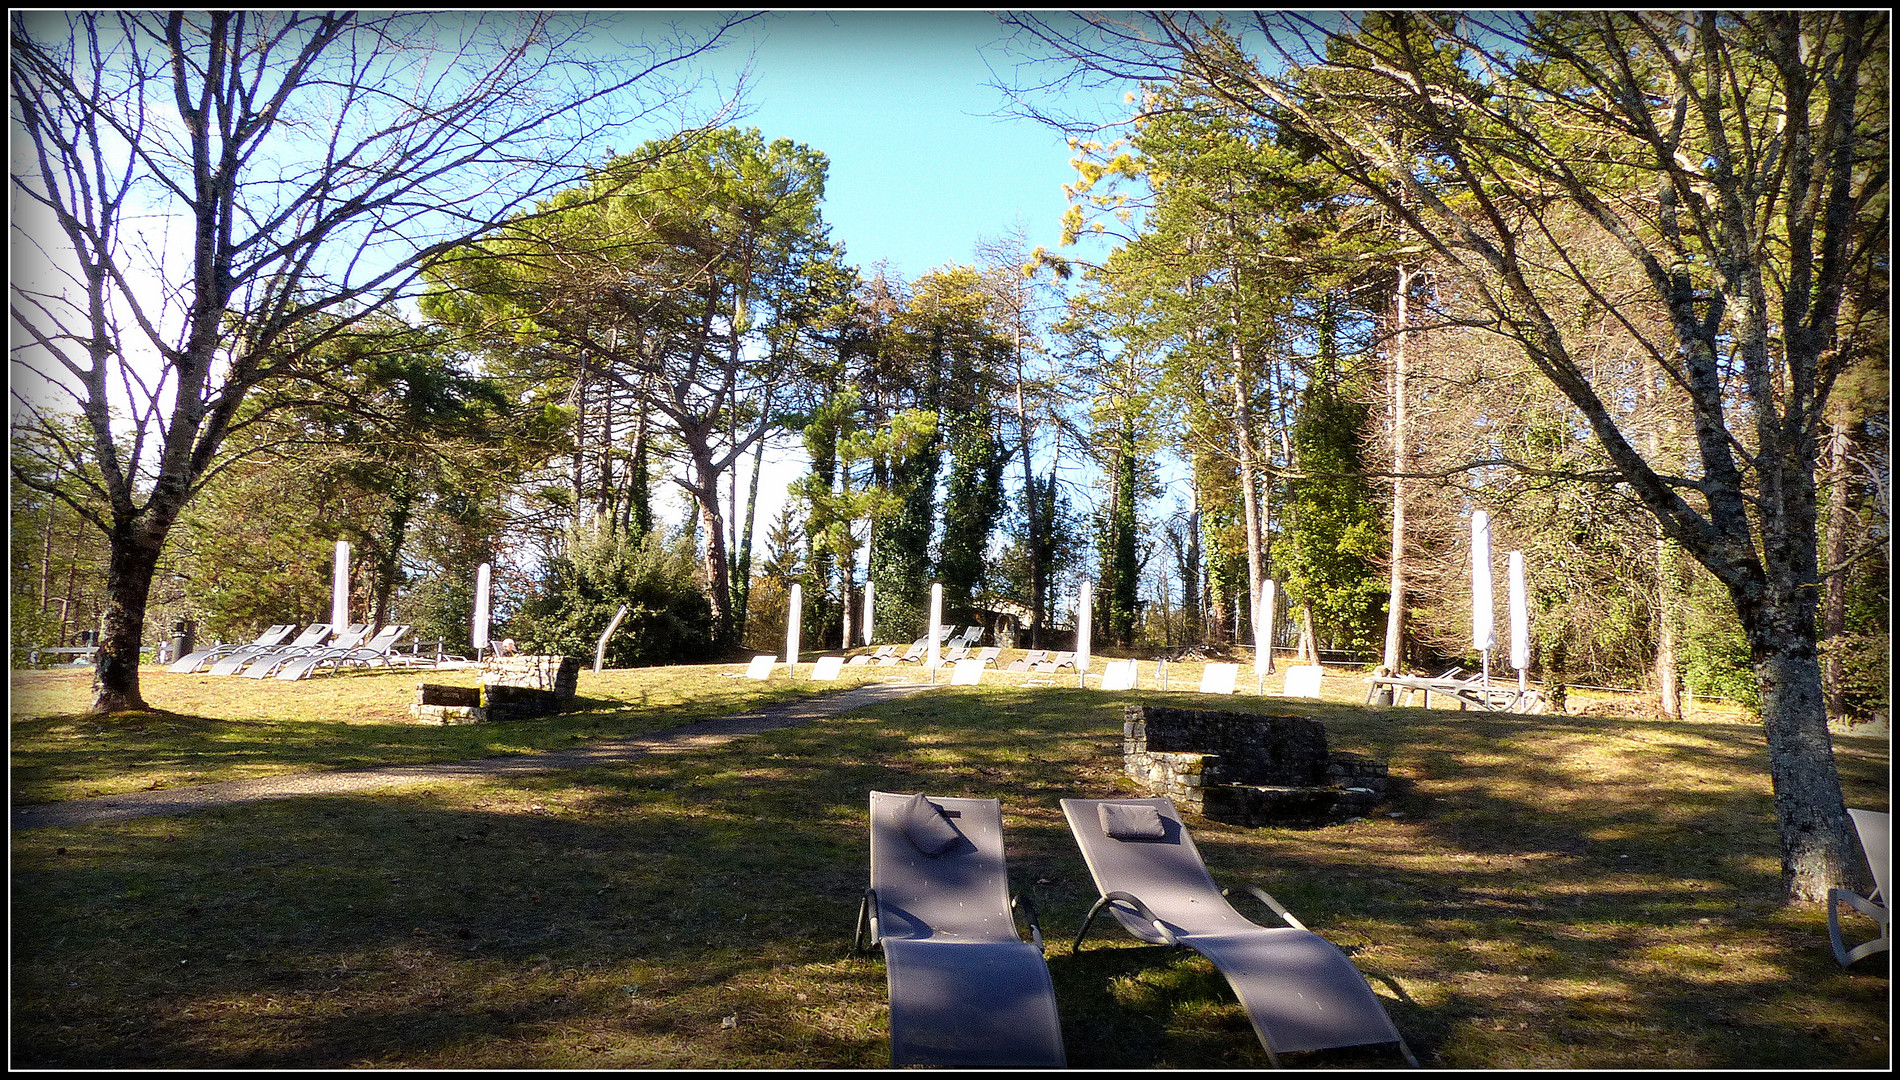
[11,680,937,832]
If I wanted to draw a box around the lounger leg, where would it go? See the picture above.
[1073,894,1111,954]
[854,888,880,953]
[1828,888,1891,966]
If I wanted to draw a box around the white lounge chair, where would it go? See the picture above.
[209,623,343,676]
[1199,662,1240,695]
[1830,808,1890,967]
[168,624,297,674]
[880,640,930,666]
[271,624,412,680]
[1099,658,1139,691]
[1280,665,1324,699]
[1004,650,1048,673]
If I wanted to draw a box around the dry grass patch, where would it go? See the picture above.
[9,677,1889,1068]
[8,661,894,803]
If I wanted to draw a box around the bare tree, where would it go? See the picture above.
[9,11,751,712]
[999,10,1888,901]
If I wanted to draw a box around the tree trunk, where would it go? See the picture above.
[1821,420,1850,718]
[1654,538,1682,718]
[1014,347,1043,649]
[1744,575,1856,902]
[1644,351,1682,717]
[1181,485,1202,645]
[733,438,767,642]
[629,394,652,541]
[1230,340,1266,624]
[682,449,734,648]
[91,517,167,713]
[371,475,415,632]
[1381,264,1411,674]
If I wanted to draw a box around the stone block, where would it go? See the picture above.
[411,703,487,725]
[1121,703,1390,825]
[480,654,579,698]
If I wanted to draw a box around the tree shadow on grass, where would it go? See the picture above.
[8,683,1889,1068]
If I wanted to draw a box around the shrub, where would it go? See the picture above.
[507,522,715,667]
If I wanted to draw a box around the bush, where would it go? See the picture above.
[506,522,715,667]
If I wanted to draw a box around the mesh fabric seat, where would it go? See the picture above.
[1062,796,1415,1066]
[854,791,1065,1068]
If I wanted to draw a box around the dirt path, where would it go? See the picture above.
[11,680,937,832]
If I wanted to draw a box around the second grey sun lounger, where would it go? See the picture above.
[1062,796,1415,1066]
[1005,650,1049,672]
[271,623,412,680]
[234,623,371,677]
[854,790,1066,1068]
[206,623,338,675]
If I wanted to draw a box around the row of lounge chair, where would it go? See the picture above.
[168,622,416,680]
[857,791,1417,1067]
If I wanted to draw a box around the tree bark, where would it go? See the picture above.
[1821,420,1850,718]
[1381,264,1412,673]
[92,516,168,712]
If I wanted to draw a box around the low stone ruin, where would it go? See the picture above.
[412,654,580,724]
[1122,704,1388,824]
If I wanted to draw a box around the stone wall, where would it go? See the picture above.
[481,654,580,697]
[1122,704,1387,824]
[411,655,580,724]
[1133,705,1332,786]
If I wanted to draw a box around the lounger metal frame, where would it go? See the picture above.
[1062,796,1417,1067]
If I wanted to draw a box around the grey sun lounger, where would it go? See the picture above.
[1005,649,1049,673]
[233,623,371,677]
[854,791,1066,1068]
[206,623,339,675]
[1829,808,1890,967]
[1062,797,1416,1066]
[879,640,930,666]
[167,624,296,673]
[272,623,412,680]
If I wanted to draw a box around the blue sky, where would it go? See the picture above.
[674,9,1118,280]
[621,11,1135,549]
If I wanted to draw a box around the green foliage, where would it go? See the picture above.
[508,521,714,668]
[1281,309,1387,652]
[866,411,941,640]
[992,470,1084,630]
[1680,571,1759,709]
[937,410,1006,623]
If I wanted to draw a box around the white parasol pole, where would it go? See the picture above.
[927,582,943,681]
[331,541,351,633]
[1075,581,1093,687]
[1472,511,1497,686]
[1508,550,1530,692]
[472,562,492,659]
[786,582,802,675]
[862,580,875,647]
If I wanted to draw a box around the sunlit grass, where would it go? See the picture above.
[7,660,895,803]
[9,662,1889,1068]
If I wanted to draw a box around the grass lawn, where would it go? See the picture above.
[9,656,1891,1068]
